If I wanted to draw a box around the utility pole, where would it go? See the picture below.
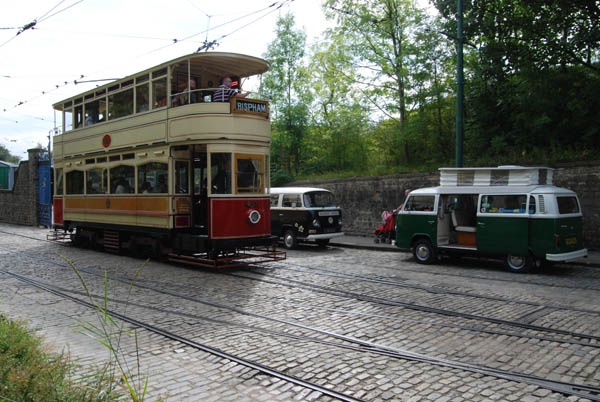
[456,0,464,167]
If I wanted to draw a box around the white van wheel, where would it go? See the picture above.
[413,239,436,264]
[283,230,298,249]
[506,254,531,273]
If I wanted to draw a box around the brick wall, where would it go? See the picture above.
[0,149,42,227]
[291,162,600,250]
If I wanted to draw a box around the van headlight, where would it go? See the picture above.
[312,219,320,227]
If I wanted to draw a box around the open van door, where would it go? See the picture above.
[476,194,530,270]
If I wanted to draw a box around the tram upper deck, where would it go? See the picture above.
[52,52,270,161]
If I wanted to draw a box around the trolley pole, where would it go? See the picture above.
[455,0,464,168]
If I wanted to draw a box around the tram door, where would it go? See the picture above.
[192,147,208,234]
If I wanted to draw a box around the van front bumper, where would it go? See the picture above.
[546,248,588,262]
[306,232,345,241]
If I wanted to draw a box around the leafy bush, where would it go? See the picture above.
[0,313,120,401]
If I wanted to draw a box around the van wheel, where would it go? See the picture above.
[413,239,436,264]
[283,230,297,249]
[316,239,330,248]
[506,254,531,273]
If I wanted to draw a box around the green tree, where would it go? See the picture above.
[433,0,600,164]
[261,13,310,178]
[307,31,370,173]
[0,144,20,164]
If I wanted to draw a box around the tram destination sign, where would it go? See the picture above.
[232,98,269,118]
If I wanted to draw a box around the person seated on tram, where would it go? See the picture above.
[212,76,248,102]
[114,178,130,194]
[156,175,168,193]
[173,79,198,106]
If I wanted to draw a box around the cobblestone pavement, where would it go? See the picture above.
[0,223,599,401]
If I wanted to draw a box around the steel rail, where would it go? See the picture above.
[1,270,362,402]
[3,269,599,401]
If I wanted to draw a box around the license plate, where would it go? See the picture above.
[565,237,577,246]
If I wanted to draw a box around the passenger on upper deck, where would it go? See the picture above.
[212,76,248,102]
[173,79,198,106]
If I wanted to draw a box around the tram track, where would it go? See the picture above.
[13,249,600,348]
[4,236,600,358]
[227,268,600,344]
[262,261,600,316]
[3,228,600,399]
[2,268,600,401]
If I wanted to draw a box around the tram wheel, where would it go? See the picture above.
[505,254,531,273]
[413,239,436,264]
[283,230,298,249]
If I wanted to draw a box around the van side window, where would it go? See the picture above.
[528,195,536,214]
[270,194,279,207]
[404,195,435,211]
[557,196,580,214]
[480,194,526,213]
[282,194,301,208]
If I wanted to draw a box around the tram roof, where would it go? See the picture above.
[53,52,269,110]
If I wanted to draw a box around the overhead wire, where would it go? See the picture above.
[2,0,295,115]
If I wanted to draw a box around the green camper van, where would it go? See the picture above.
[395,166,587,272]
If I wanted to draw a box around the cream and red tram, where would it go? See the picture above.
[50,52,285,267]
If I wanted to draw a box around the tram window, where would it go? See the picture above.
[175,161,189,194]
[110,165,134,194]
[55,168,63,196]
[136,83,149,113]
[235,154,263,193]
[211,153,231,194]
[86,168,107,194]
[66,170,84,195]
[84,99,106,125]
[138,162,168,193]
[265,155,270,192]
[152,77,167,109]
[108,88,134,120]
[270,194,279,207]
[64,109,73,132]
[122,153,135,160]
[480,194,526,213]
[74,104,83,129]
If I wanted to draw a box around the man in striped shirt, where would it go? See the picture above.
[212,76,248,102]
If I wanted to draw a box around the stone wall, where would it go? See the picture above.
[0,149,42,227]
[290,162,600,250]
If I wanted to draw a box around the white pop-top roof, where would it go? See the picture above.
[270,187,331,194]
[410,185,575,196]
[439,166,554,187]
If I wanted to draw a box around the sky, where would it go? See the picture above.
[0,0,329,160]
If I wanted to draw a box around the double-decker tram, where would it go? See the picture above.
[49,52,285,267]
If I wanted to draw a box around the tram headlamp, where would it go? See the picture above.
[248,209,261,225]
[328,217,334,224]
[312,219,320,227]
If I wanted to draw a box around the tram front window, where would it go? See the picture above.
[211,153,231,194]
[235,154,263,194]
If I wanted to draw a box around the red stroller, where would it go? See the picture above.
[374,210,396,244]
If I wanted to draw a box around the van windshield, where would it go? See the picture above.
[304,191,336,208]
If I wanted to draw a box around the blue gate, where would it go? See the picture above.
[38,157,52,228]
